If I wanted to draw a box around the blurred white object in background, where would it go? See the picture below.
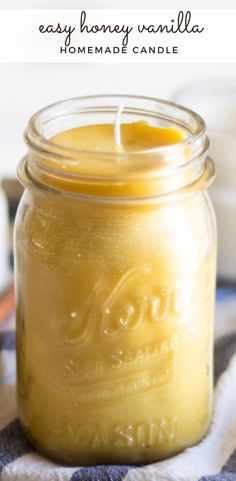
[0,184,9,294]
[176,83,236,280]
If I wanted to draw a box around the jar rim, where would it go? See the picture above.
[21,94,213,200]
[25,94,206,159]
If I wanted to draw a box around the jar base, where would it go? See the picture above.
[21,421,210,467]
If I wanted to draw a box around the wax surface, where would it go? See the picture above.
[51,122,185,153]
[15,121,216,465]
[39,122,188,197]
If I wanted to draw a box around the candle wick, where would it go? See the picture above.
[114,103,124,152]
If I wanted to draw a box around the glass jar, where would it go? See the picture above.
[0,182,9,294]
[14,95,216,466]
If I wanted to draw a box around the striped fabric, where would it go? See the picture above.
[1,287,236,481]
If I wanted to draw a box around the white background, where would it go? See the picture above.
[0,9,235,63]
[1,0,236,8]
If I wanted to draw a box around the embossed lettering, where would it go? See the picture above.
[62,418,178,449]
[69,365,174,406]
[114,424,134,447]
[91,426,109,448]
[57,267,193,344]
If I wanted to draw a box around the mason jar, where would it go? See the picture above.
[14,95,216,465]
[0,182,10,294]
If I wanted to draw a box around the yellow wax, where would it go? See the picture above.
[51,121,184,152]
[35,122,189,198]
[15,121,216,465]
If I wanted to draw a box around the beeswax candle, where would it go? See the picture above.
[15,95,216,465]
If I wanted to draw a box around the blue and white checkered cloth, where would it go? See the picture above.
[1,287,236,481]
